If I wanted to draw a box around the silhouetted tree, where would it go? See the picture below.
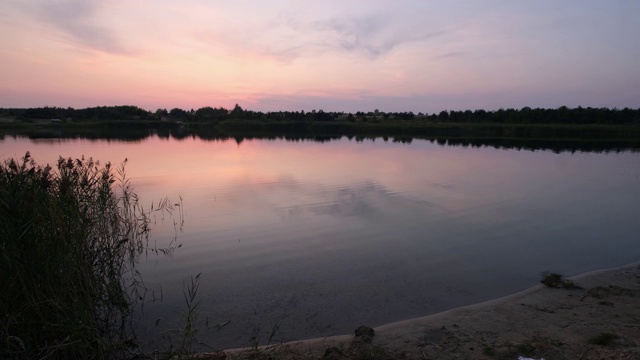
[169,108,189,119]
[230,104,244,118]
[155,108,168,118]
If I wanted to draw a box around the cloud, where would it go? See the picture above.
[20,0,127,53]
[301,13,392,57]
[309,14,446,58]
[196,9,447,63]
[432,51,466,60]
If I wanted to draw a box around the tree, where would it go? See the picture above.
[169,108,189,119]
[194,106,228,122]
[230,103,244,118]
[155,108,168,118]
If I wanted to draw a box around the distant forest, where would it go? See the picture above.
[1,104,640,125]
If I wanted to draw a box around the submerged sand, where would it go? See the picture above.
[200,263,640,359]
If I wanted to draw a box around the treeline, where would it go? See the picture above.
[2,104,640,125]
[1,105,152,121]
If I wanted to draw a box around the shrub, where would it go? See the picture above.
[540,272,582,289]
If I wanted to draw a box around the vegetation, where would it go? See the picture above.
[586,285,637,298]
[588,332,620,346]
[0,153,175,359]
[1,105,639,358]
[2,104,640,125]
[2,105,640,154]
[244,324,283,359]
[482,345,496,356]
[2,124,640,155]
[540,272,582,289]
[156,272,224,358]
[2,104,640,155]
[1,105,152,122]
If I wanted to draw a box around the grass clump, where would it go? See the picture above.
[482,345,496,356]
[540,272,582,289]
[588,332,620,346]
[587,285,636,298]
[0,152,169,359]
[515,340,536,356]
[351,344,404,360]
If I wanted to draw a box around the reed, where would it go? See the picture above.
[0,152,167,359]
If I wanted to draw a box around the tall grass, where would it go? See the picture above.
[0,152,169,359]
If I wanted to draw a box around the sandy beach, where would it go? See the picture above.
[199,263,640,359]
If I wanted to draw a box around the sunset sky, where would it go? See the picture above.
[1,1,639,113]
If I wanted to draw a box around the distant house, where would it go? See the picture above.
[50,119,62,123]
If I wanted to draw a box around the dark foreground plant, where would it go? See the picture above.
[588,332,620,346]
[540,272,582,289]
[0,152,174,359]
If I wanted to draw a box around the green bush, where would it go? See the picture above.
[0,152,155,359]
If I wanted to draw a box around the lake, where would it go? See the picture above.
[1,133,639,349]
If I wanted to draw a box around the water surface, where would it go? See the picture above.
[2,135,639,349]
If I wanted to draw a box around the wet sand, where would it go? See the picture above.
[200,263,640,359]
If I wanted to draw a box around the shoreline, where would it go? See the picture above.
[207,262,640,359]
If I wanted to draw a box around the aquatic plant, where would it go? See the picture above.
[0,152,175,359]
[156,272,213,358]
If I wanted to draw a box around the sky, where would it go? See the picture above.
[1,0,639,113]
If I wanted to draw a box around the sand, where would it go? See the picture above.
[198,263,640,359]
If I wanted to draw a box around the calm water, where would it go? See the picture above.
[2,134,640,349]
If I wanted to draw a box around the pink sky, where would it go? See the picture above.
[1,1,639,113]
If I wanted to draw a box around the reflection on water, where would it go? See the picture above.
[3,126,640,153]
[1,135,640,349]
